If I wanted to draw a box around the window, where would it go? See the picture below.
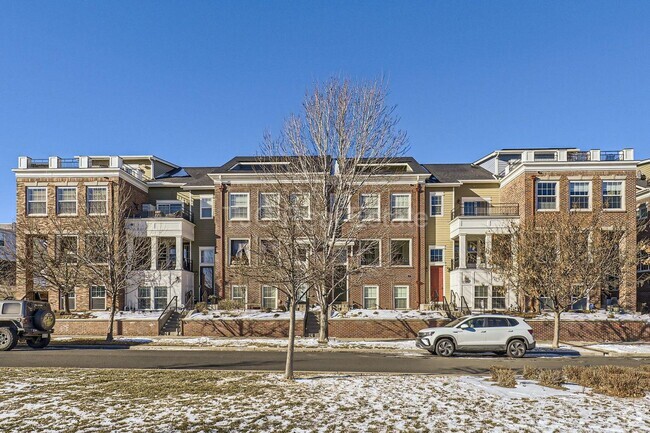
[602,181,624,210]
[137,287,151,310]
[393,285,408,309]
[360,194,380,221]
[297,283,309,303]
[85,235,108,263]
[200,196,213,219]
[359,240,380,266]
[60,289,76,311]
[261,285,278,310]
[289,193,311,219]
[26,187,47,216]
[390,239,411,266]
[154,287,168,310]
[199,267,214,300]
[157,200,184,216]
[229,193,249,220]
[492,286,506,310]
[259,193,279,220]
[429,246,444,264]
[1,303,21,315]
[536,181,558,211]
[56,187,77,215]
[363,285,378,309]
[258,239,278,265]
[229,239,250,265]
[569,181,591,210]
[464,317,486,328]
[474,285,488,309]
[232,285,247,306]
[56,236,78,263]
[90,285,106,310]
[463,200,488,216]
[133,237,151,270]
[390,193,411,221]
[638,203,648,220]
[199,247,215,266]
[330,193,350,221]
[86,186,107,215]
[487,317,510,327]
[430,193,443,217]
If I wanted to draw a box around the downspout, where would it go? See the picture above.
[219,184,227,300]
[416,184,423,307]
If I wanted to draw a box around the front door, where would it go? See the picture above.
[430,266,444,303]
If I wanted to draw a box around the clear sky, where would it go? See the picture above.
[1,1,649,221]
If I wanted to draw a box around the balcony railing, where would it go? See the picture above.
[30,159,49,168]
[131,208,194,222]
[156,258,193,271]
[451,203,519,219]
[567,151,591,162]
[600,151,623,161]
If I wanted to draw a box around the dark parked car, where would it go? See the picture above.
[0,300,55,351]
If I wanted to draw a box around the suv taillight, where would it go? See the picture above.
[528,329,534,335]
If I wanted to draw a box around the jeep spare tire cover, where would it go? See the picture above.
[33,309,56,332]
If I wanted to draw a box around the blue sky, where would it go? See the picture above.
[1,1,649,221]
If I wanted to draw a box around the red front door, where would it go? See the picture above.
[430,266,444,303]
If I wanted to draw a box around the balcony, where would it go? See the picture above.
[131,207,194,223]
[16,156,151,182]
[450,203,519,238]
[451,203,519,219]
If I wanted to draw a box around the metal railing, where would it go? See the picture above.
[567,151,591,161]
[30,159,49,168]
[132,208,194,222]
[600,151,623,161]
[60,158,79,168]
[121,164,152,182]
[451,203,519,219]
[157,295,178,334]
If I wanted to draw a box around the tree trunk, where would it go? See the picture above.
[63,291,70,315]
[285,299,297,380]
[106,295,118,342]
[302,296,310,337]
[552,310,561,348]
[318,304,329,344]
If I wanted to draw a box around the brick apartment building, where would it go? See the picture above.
[10,147,645,314]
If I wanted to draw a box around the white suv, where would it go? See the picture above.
[416,314,535,358]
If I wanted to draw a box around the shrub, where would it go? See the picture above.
[560,365,650,398]
[522,365,540,380]
[562,365,586,383]
[490,366,516,388]
[537,369,565,389]
[195,302,209,314]
[218,300,243,311]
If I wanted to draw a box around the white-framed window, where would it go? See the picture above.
[26,187,47,216]
[86,186,108,215]
[200,195,213,219]
[390,193,411,221]
[393,285,408,309]
[297,283,309,303]
[363,285,379,309]
[56,187,77,215]
[359,240,381,267]
[90,285,106,310]
[492,286,506,310]
[639,203,649,220]
[569,181,591,210]
[154,286,168,310]
[430,192,443,217]
[259,192,279,220]
[232,285,248,306]
[390,239,412,266]
[289,193,311,219]
[56,235,78,263]
[536,181,558,211]
[199,247,215,266]
[228,192,250,220]
[429,246,444,265]
[602,181,624,210]
[359,193,380,221]
[261,285,278,310]
[60,289,76,311]
[156,200,184,216]
[137,287,151,310]
[474,285,488,309]
[229,239,250,265]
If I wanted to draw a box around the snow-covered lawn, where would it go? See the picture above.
[0,368,647,433]
[529,310,650,322]
[62,310,162,320]
[184,308,446,321]
[587,344,650,355]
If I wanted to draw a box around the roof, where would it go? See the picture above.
[152,166,221,187]
[422,163,496,183]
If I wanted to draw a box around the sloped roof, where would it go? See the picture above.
[152,166,221,187]
[422,163,496,183]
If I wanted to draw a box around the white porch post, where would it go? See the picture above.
[459,234,467,269]
[175,236,183,270]
[150,236,158,270]
[485,234,493,268]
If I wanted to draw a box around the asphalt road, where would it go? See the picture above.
[0,347,648,374]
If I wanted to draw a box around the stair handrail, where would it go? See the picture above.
[460,296,472,316]
[157,296,178,334]
[442,296,456,320]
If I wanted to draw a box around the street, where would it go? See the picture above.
[1,346,648,374]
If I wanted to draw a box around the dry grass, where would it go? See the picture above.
[560,365,650,398]
[522,365,540,380]
[490,366,516,388]
[537,369,565,389]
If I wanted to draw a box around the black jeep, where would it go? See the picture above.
[0,300,55,351]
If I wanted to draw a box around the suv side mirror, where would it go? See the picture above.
[459,323,469,329]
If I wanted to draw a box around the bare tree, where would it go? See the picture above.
[638,212,650,291]
[75,185,149,341]
[0,227,16,300]
[230,189,315,380]
[262,77,409,343]
[490,211,629,347]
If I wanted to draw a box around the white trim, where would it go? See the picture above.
[232,285,248,306]
[535,180,559,212]
[199,246,215,266]
[359,193,381,222]
[25,186,48,216]
[56,186,78,216]
[228,192,250,221]
[259,192,280,221]
[261,285,278,310]
[390,238,412,267]
[359,239,382,267]
[86,186,108,216]
[568,180,592,211]
[393,285,409,310]
[428,245,445,265]
[363,285,379,309]
[228,238,251,266]
[14,168,149,192]
[390,193,412,221]
[289,193,311,220]
[429,192,444,217]
[199,195,214,220]
[602,180,626,211]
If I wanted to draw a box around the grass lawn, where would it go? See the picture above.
[0,367,648,432]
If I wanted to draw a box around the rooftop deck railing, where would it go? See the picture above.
[451,203,519,219]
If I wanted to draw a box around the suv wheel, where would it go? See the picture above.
[435,338,455,357]
[0,327,18,351]
[26,335,51,349]
[506,339,527,358]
